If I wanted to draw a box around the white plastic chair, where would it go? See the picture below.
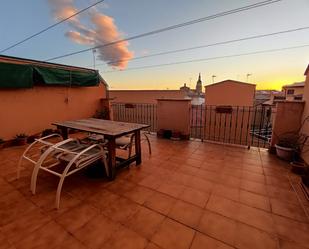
[116,132,152,158]
[31,138,108,209]
[17,134,63,179]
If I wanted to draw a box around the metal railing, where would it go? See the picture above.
[111,102,157,132]
[190,105,273,148]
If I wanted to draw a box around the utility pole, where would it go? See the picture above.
[246,73,252,82]
[212,75,216,83]
[92,49,96,69]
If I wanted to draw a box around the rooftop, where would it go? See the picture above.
[282,82,305,88]
[0,135,308,249]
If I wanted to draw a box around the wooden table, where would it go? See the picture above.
[53,118,150,180]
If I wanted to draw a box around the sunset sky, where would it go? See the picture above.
[1,0,309,90]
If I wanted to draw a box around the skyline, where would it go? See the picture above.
[1,0,309,90]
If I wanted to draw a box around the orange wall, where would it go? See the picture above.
[0,84,106,140]
[205,81,256,107]
[270,101,304,149]
[301,73,309,162]
[110,90,187,104]
[157,99,191,136]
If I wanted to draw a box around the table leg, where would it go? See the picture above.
[107,137,116,180]
[58,126,68,139]
[135,131,141,165]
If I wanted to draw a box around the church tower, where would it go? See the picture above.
[195,73,202,95]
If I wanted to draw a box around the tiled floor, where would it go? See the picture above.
[0,135,309,249]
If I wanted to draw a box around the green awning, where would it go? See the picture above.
[0,62,100,88]
[0,62,33,88]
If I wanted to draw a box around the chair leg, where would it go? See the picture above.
[55,174,66,209]
[143,133,152,155]
[17,157,23,179]
[30,147,54,194]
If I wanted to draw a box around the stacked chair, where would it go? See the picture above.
[18,134,108,209]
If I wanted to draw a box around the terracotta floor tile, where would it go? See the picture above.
[157,180,185,198]
[86,189,121,210]
[167,200,203,228]
[185,158,203,168]
[122,185,155,204]
[239,190,271,211]
[2,209,51,244]
[234,222,278,249]
[126,206,165,239]
[238,204,275,233]
[151,218,195,249]
[74,214,120,249]
[139,175,163,190]
[144,242,162,249]
[106,179,137,195]
[241,171,266,184]
[267,186,299,205]
[101,196,141,224]
[144,192,177,215]
[15,221,70,249]
[279,239,308,249]
[0,193,37,226]
[56,203,99,233]
[218,174,241,188]
[52,235,87,249]
[197,210,237,246]
[0,178,15,196]
[270,199,308,222]
[178,165,199,176]
[213,184,240,202]
[179,187,210,208]
[206,194,240,220]
[240,180,268,196]
[101,224,148,249]
[190,232,234,249]
[169,172,193,185]
[273,215,309,248]
[187,177,215,193]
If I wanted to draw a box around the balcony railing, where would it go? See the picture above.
[190,105,274,148]
[111,102,157,132]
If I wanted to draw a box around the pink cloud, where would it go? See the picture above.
[48,0,133,69]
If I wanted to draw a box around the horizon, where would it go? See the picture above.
[1,0,309,91]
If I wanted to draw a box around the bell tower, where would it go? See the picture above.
[195,73,202,95]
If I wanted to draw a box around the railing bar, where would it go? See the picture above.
[223,112,227,143]
[234,106,239,144]
[245,106,251,146]
[240,106,245,145]
[218,113,222,142]
[258,106,266,148]
[228,109,233,144]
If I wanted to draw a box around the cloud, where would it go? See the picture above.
[65,31,94,45]
[48,0,133,69]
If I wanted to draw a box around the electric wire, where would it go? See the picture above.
[45,0,283,61]
[102,44,309,73]
[0,0,105,53]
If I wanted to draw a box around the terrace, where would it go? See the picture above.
[1,134,308,249]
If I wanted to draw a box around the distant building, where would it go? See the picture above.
[110,73,205,105]
[282,81,305,101]
[109,90,187,104]
[205,80,256,106]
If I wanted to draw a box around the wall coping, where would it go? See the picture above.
[157,98,191,101]
[276,100,305,104]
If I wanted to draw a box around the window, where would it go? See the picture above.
[287,89,294,95]
[294,96,303,100]
[274,96,285,100]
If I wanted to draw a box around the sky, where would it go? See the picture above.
[0,0,309,90]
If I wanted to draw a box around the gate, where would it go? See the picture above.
[190,105,273,148]
[111,102,157,132]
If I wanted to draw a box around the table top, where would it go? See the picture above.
[53,118,150,138]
